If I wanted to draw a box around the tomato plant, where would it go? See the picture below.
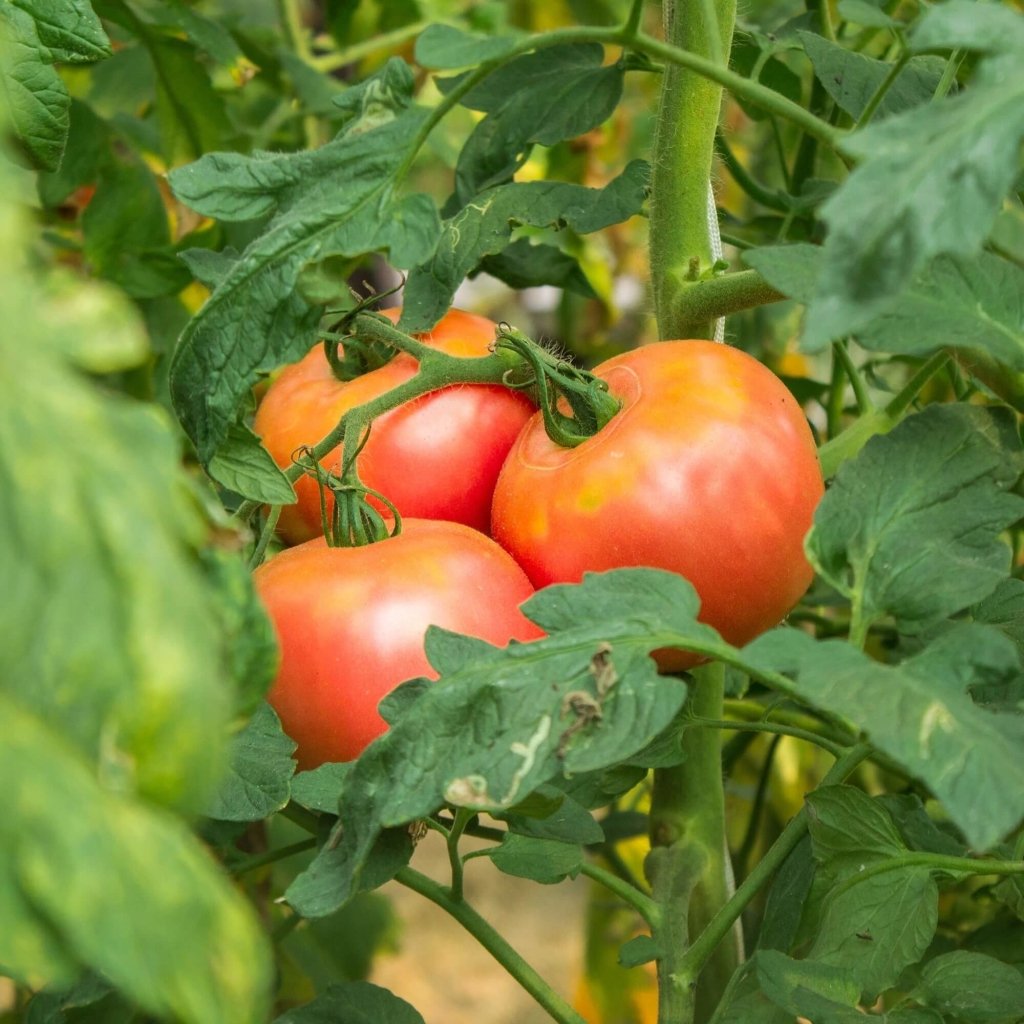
[254,519,542,767]
[7,1,1024,1024]
[254,308,535,542]
[492,341,823,654]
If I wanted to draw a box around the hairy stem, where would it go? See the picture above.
[649,0,738,340]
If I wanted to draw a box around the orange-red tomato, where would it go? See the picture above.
[491,341,824,659]
[254,519,542,768]
[254,308,535,544]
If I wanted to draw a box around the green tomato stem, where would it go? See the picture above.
[580,861,661,926]
[676,742,873,984]
[668,270,787,337]
[648,662,736,1024]
[394,866,588,1024]
[829,852,1024,900]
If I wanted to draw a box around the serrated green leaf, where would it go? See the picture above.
[82,150,190,299]
[877,794,967,857]
[414,23,522,69]
[808,869,938,998]
[836,0,894,28]
[205,704,296,822]
[10,0,110,62]
[807,404,1024,634]
[448,44,623,205]
[423,625,502,675]
[756,951,862,1019]
[178,246,240,289]
[802,4,1024,348]
[290,762,350,814]
[169,60,441,463]
[401,160,648,331]
[489,834,584,884]
[0,695,272,1024]
[145,0,243,68]
[857,252,1024,370]
[479,238,597,297]
[758,835,816,954]
[806,786,906,873]
[800,32,942,121]
[0,264,231,813]
[200,548,279,717]
[915,950,1024,1022]
[0,3,71,170]
[501,789,604,845]
[742,244,818,304]
[993,873,1024,922]
[286,568,706,916]
[745,627,1024,850]
[272,980,424,1024]
[207,422,297,505]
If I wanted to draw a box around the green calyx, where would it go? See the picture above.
[293,441,401,548]
[496,327,620,448]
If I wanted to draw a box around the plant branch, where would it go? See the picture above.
[677,743,873,982]
[668,270,786,335]
[580,861,660,926]
[395,867,587,1024]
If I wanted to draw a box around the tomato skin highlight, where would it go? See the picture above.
[253,309,535,544]
[491,341,824,658]
[254,519,542,768]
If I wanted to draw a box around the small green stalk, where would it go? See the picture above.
[395,867,587,1024]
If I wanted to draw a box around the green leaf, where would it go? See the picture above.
[82,150,190,299]
[0,695,272,1024]
[807,404,1024,635]
[207,423,297,505]
[808,869,938,998]
[286,568,706,916]
[36,98,107,207]
[290,762,351,814]
[0,273,231,814]
[9,0,110,62]
[731,33,803,122]
[414,23,522,68]
[199,548,279,718]
[856,252,1024,370]
[272,980,424,1023]
[755,951,862,1020]
[169,59,441,463]
[800,32,943,121]
[618,935,659,967]
[802,3,1024,347]
[423,625,502,675]
[742,244,818,305]
[0,3,71,171]
[478,238,597,298]
[877,794,966,857]
[993,873,1024,922]
[502,789,604,845]
[886,1011,944,1024]
[915,950,1024,1022]
[806,786,907,872]
[401,159,648,332]
[758,835,816,954]
[204,704,296,822]
[836,0,894,28]
[488,834,584,884]
[448,44,624,205]
[745,627,1024,850]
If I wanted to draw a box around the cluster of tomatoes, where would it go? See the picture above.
[252,309,825,769]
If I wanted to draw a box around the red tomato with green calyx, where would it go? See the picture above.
[254,519,542,768]
[254,308,535,544]
[491,341,824,661]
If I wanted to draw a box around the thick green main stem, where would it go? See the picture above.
[648,662,736,1024]
[649,0,738,340]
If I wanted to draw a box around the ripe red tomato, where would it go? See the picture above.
[491,341,824,659]
[254,308,535,544]
[254,519,542,767]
